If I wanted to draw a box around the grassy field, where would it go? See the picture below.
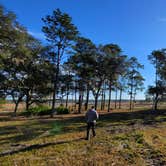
[0,108,166,165]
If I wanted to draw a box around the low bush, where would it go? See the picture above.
[23,106,52,116]
[22,106,70,116]
[56,107,69,114]
[0,99,6,104]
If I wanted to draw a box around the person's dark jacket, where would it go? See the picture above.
[85,109,99,123]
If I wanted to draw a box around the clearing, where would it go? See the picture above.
[0,109,166,166]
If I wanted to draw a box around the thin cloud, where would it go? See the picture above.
[28,31,46,41]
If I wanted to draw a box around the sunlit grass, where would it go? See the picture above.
[0,108,166,165]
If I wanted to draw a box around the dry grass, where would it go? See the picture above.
[0,106,166,165]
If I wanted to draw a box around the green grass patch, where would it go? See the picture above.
[132,133,144,144]
[49,121,64,135]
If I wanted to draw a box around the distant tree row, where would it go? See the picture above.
[0,5,165,115]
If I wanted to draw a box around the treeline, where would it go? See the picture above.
[0,6,165,115]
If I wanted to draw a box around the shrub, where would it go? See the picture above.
[23,105,52,116]
[56,107,69,114]
[0,99,6,104]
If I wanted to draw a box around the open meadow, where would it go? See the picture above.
[0,102,166,166]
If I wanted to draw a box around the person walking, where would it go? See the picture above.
[85,106,99,140]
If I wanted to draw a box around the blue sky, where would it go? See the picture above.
[1,0,166,99]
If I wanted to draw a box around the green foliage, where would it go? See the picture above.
[23,105,52,116]
[42,8,78,47]
[0,5,53,113]
[56,106,70,114]
[148,49,166,80]
[42,8,79,111]
[0,99,6,104]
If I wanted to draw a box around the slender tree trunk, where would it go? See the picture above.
[154,93,159,111]
[49,94,52,106]
[14,101,19,116]
[13,96,23,116]
[52,83,57,112]
[74,84,77,111]
[60,97,63,105]
[103,83,106,111]
[132,90,137,110]
[65,92,69,108]
[71,91,74,112]
[94,94,99,110]
[101,88,104,111]
[103,91,106,111]
[154,58,159,111]
[93,81,102,111]
[65,85,69,108]
[71,91,74,105]
[129,92,132,110]
[129,74,134,110]
[78,91,83,113]
[114,88,118,109]
[26,90,30,111]
[85,86,90,111]
[108,84,112,112]
[101,81,106,111]
[119,88,122,109]
[155,57,158,87]
[51,55,60,117]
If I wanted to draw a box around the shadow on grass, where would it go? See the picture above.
[0,109,165,146]
[49,109,166,136]
[0,121,55,145]
[0,138,84,157]
[98,109,166,128]
[56,109,166,126]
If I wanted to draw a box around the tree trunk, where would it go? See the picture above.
[94,95,98,110]
[71,91,74,106]
[129,75,134,110]
[85,86,90,111]
[65,92,69,108]
[129,93,132,110]
[132,90,136,110]
[14,101,19,116]
[51,83,57,116]
[103,82,106,111]
[119,89,122,109]
[65,85,69,108]
[93,80,102,111]
[78,92,83,113]
[101,88,104,111]
[114,88,118,109]
[26,90,30,111]
[154,93,159,111]
[74,81,77,111]
[13,96,22,116]
[49,94,52,106]
[51,55,60,117]
[108,84,112,112]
